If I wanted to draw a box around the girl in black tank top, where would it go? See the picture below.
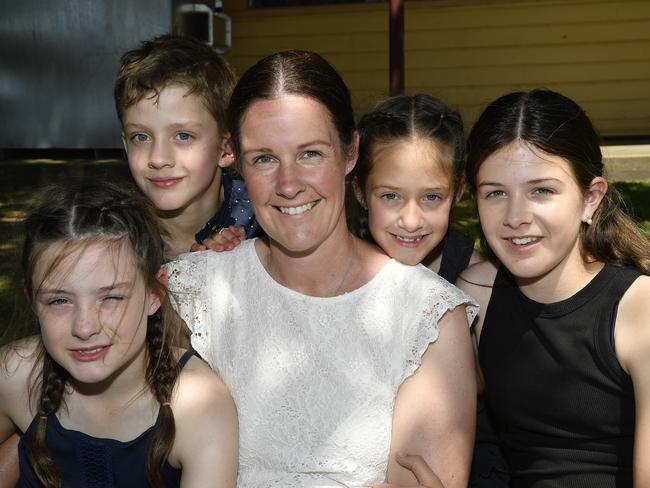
[459,90,650,487]
[0,183,237,487]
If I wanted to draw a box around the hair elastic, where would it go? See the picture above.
[162,402,171,407]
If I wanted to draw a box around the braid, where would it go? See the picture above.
[145,307,180,488]
[26,351,69,488]
[21,182,187,485]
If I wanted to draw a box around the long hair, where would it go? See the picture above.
[22,182,184,487]
[466,89,650,272]
[352,94,465,241]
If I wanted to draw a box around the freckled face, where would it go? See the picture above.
[33,242,160,387]
[122,84,228,214]
[238,95,356,255]
[476,141,589,283]
[362,138,455,266]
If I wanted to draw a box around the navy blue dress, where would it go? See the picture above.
[17,350,195,488]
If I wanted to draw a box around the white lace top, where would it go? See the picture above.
[165,240,478,488]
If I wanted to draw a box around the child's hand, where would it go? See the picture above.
[373,452,444,488]
[194,226,246,253]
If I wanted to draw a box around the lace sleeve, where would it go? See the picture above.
[400,276,479,384]
[164,252,212,362]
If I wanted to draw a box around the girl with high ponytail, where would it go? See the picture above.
[0,182,237,487]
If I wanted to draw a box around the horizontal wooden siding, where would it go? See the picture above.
[224,0,650,137]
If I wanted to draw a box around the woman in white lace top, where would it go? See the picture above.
[165,50,478,488]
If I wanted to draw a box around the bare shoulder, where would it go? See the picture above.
[456,260,498,306]
[169,355,238,486]
[0,337,40,431]
[455,260,498,338]
[615,274,650,375]
[0,337,39,383]
[174,356,235,412]
[170,354,237,447]
[619,273,650,311]
[468,249,484,267]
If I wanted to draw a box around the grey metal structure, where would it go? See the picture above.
[0,0,183,149]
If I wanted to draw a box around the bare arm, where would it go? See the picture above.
[0,433,19,488]
[613,275,650,487]
[386,306,476,488]
[455,260,497,395]
[455,260,497,342]
[0,340,38,487]
[170,357,238,488]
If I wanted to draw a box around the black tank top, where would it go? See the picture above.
[438,229,475,284]
[17,349,195,488]
[479,263,640,487]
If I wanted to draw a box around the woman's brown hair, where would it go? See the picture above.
[227,49,356,162]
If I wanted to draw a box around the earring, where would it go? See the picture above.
[583,216,593,225]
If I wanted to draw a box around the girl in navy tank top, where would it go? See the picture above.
[459,90,650,487]
[0,182,237,487]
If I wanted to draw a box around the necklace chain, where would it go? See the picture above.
[266,236,357,297]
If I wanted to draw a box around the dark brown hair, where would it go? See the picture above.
[466,89,650,272]
[227,49,356,160]
[114,34,235,134]
[22,182,184,487]
[352,94,465,240]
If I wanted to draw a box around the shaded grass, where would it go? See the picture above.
[0,160,132,345]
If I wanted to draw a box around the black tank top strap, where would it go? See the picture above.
[604,264,641,349]
[177,348,196,370]
[438,229,475,283]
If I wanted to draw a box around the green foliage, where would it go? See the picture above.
[612,181,650,236]
[0,160,133,345]
[451,180,650,244]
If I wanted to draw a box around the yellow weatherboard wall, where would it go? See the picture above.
[223,0,650,138]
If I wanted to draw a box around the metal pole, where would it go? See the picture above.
[389,0,405,95]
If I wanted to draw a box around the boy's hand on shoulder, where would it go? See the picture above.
[192,226,245,253]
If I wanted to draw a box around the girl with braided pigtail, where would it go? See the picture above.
[0,182,237,488]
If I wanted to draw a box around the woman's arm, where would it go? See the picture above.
[387,306,476,488]
[169,357,238,488]
[613,275,650,487]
